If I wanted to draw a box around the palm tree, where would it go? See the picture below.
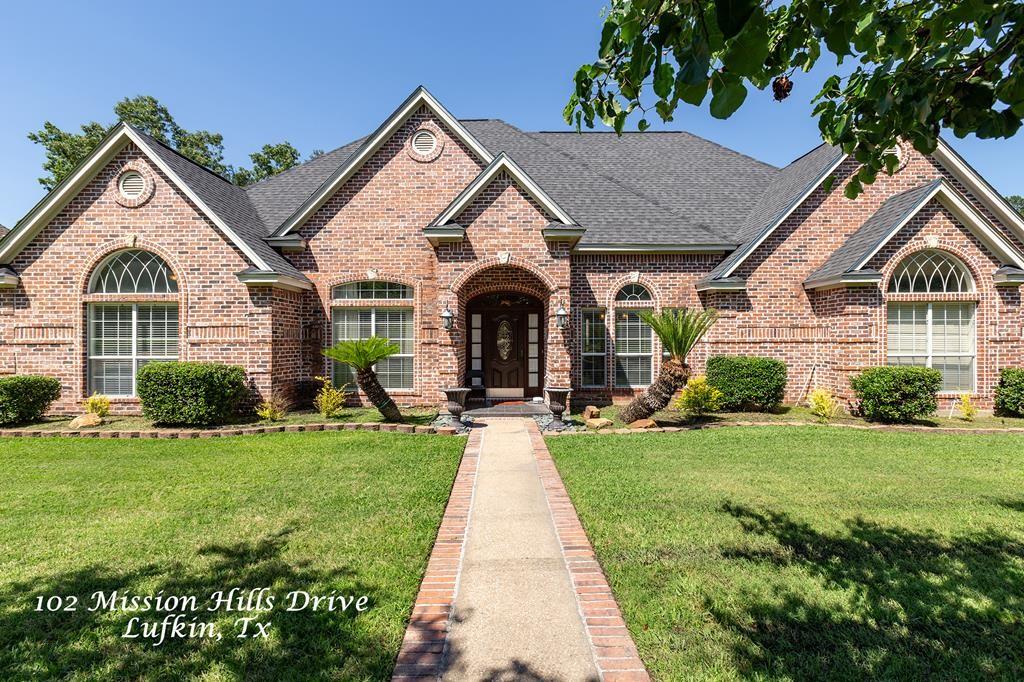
[618,308,718,425]
[323,337,404,423]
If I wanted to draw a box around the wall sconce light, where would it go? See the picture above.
[555,301,569,329]
[440,306,455,330]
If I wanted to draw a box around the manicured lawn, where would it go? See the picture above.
[549,427,1024,680]
[574,403,1024,430]
[0,432,464,680]
[18,407,439,432]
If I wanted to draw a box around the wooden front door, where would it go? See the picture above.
[467,293,543,399]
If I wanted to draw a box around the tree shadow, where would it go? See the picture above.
[712,502,1024,680]
[0,528,396,680]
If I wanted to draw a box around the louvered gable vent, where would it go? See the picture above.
[119,172,145,199]
[412,130,436,155]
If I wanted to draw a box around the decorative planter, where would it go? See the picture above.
[441,388,472,422]
[545,387,572,431]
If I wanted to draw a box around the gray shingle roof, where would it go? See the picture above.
[460,120,745,246]
[700,143,844,283]
[805,180,942,286]
[130,128,306,280]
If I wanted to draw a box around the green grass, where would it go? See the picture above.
[575,403,1024,430]
[549,427,1024,680]
[0,432,463,680]
[18,407,439,432]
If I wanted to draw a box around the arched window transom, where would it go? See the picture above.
[615,283,652,302]
[90,250,178,294]
[332,281,413,300]
[888,250,973,294]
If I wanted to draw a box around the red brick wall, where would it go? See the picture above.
[0,145,277,414]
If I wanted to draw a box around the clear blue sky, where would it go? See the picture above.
[2,0,1021,228]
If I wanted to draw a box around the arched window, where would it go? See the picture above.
[887,250,975,392]
[330,281,414,390]
[615,283,652,302]
[332,281,412,300]
[87,250,179,396]
[888,249,974,294]
[90,249,178,294]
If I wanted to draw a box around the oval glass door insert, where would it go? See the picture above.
[496,320,513,360]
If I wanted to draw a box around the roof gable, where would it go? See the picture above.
[431,153,575,227]
[805,179,1024,289]
[271,86,494,237]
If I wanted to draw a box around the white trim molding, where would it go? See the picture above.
[273,86,494,237]
[853,180,1024,271]
[803,270,883,291]
[0,266,19,289]
[694,277,747,292]
[235,270,313,292]
[430,152,577,227]
[578,242,735,255]
[423,225,467,247]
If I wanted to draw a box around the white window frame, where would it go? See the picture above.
[88,303,179,397]
[330,306,414,391]
[614,309,653,388]
[580,309,607,388]
[886,301,976,392]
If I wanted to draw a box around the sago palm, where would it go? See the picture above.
[323,336,404,423]
[619,308,718,425]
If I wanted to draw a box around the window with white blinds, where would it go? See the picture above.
[88,304,179,396]
[615,310,652,387]
[887,302,975,392]
[332,308,414,390]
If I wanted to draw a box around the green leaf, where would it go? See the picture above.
[715,0,757,40]
[653,62,674,98]
[710,76,748,119]
[638,118,650,131]
[722,8,769,77]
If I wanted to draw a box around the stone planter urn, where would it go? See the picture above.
[544,387,572,431]
[441,388,472,423]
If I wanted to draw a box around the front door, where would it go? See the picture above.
[466,293,543,400]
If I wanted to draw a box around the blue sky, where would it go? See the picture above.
[2,0,1022,228]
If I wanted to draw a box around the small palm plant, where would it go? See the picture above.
[323,337,404,423]
[619,308,718,425]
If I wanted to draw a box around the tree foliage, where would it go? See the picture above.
[568,0,1024,198]
[28,95,302,189]
[323,337,404,423]
[1006,194,1024,213]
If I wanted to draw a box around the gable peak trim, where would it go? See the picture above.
[272,86,495,237]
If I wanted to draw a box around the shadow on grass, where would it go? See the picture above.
[713,502,1024,680]
[0,528,394,680]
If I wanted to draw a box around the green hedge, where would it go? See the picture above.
[137,362,249,426]
[706,355,788,412]
[850,366,941,423]
[0,376,61,426]
[995,368,1024,417]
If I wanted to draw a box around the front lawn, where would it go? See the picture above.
[0,431,463,680]
[549,427,1024,680]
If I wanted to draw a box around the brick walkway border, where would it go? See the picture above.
[0,422,460,439]
[527,420,651,682]
[392,425,482,681]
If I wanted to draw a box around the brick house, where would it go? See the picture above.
[1,86,1022,415]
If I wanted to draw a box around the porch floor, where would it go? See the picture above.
[463,402,551,417]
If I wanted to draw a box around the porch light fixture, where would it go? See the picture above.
[555,301,569,329]
[440,306,455,330]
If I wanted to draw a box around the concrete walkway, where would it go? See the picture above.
[440,418,598,681]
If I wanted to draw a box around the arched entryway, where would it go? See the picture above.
[465,292,545,401]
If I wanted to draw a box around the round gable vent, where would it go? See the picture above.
[119,171,146,199]
[411,130,437,156]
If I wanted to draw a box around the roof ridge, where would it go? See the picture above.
[518,129,724,235]
[126,124,241,188]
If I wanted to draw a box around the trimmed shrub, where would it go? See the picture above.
[850,366,941,423]
[84,392,111,418]
[313,376,348,418]
[675,375,723,418]
[706,355,787,412]
[0,376,61,426]
[807,387,842,424]
[995,368,1024,416]
[136,362,249,426]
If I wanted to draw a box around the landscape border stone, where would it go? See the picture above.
[0,421,458,439]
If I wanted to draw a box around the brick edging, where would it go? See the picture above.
[527,420,651,681]
[0,422,461,439]
[545,420,1024,437]
[392,425,482,680]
